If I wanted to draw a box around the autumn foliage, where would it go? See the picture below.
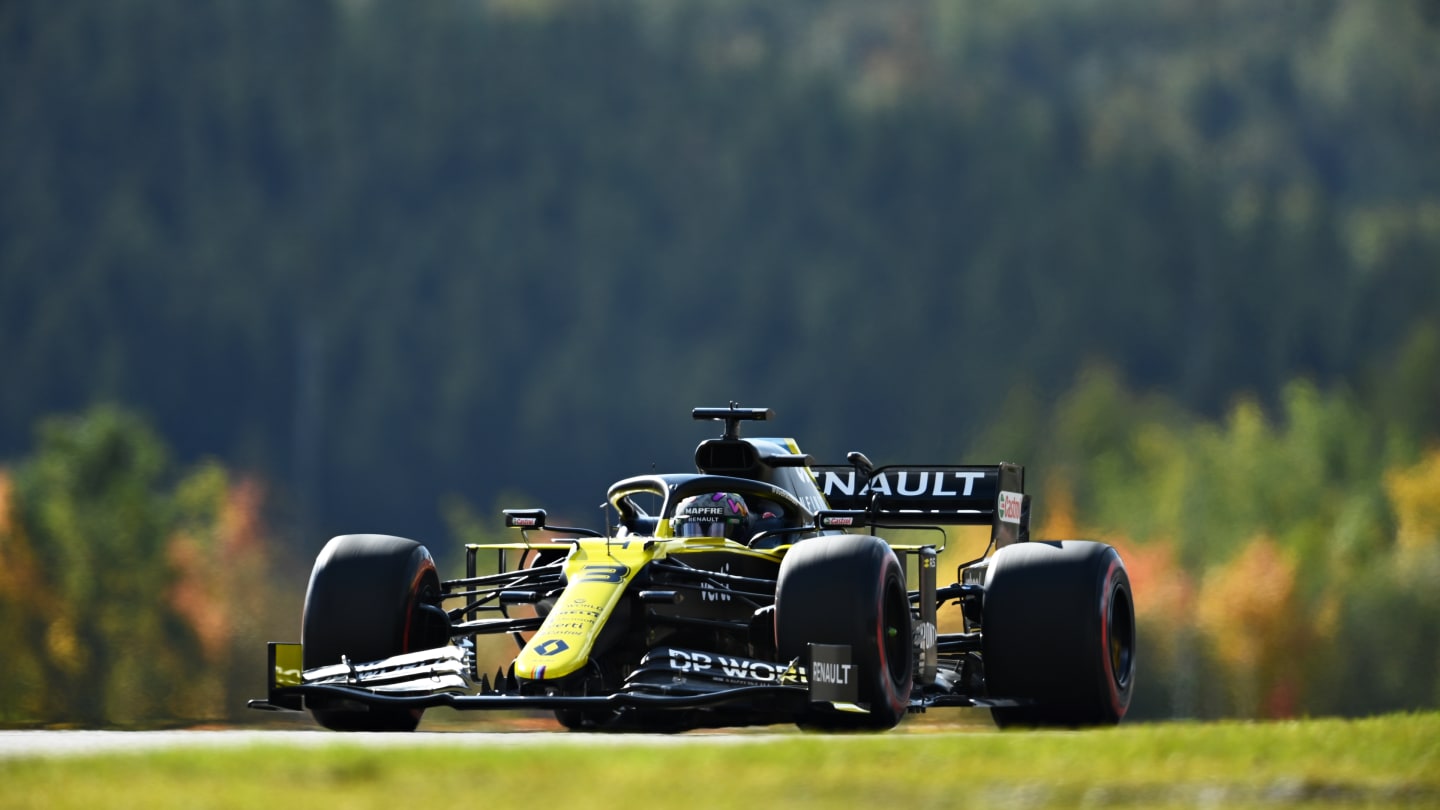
[1015,373,1440,719]
[0,408,290,726]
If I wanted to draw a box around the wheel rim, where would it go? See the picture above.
[881,571,910,683]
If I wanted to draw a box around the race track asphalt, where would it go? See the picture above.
[0,728,766,758]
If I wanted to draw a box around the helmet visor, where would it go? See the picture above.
[677,518,728,538]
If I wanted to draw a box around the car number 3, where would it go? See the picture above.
[579,564,629,583]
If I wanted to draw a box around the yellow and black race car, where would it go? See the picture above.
[251,405,1135,732]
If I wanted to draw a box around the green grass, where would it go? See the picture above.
[3,713,1438,809]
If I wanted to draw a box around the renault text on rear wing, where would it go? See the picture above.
[812,462,1029,548]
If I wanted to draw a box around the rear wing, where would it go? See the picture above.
[811,462,1030,549]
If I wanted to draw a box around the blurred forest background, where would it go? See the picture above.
[2,0,1438,726]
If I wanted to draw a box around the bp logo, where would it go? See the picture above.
[534,638,570,656]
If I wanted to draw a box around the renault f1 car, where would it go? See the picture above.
[250,405,1136,731]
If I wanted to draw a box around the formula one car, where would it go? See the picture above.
[250,405,1136,732]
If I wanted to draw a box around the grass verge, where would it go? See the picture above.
[2,713,1437,809]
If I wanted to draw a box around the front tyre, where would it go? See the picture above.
[982,540,1136,727]
[776,535,913,731]
[302,534,448,731]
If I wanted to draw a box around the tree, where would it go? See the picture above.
[0,406,285,725]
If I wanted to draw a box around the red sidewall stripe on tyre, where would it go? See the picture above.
[399,556,435,653]
[1099,556,1126,717]
[872,553,906,717]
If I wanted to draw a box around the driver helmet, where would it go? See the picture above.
[671,492,751,541]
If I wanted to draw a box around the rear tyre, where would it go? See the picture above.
[776,535,913,731]
[302,534,448,731]
[982,541,1135,727]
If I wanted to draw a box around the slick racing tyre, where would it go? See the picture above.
[302,534,450,731]
[981,540,1135,727]
[776,534,913,731]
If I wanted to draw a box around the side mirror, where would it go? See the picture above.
[816,510,868,530]
[503,509,548,530]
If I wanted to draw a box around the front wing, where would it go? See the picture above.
[248,642,1019,719]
